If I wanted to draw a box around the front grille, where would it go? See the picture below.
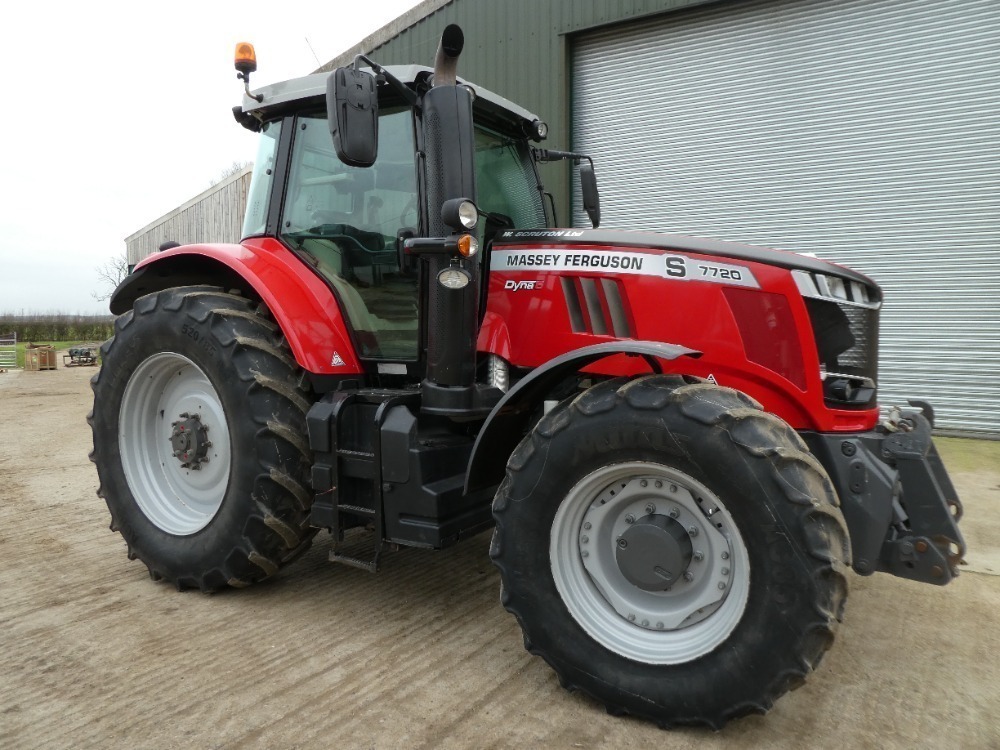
[805,298,879,382]
[795,270,880,408]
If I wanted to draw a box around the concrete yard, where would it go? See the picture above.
[1,360,997,749]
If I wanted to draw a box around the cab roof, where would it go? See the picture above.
[240,65,541,129]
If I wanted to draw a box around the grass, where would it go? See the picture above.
[935,436,1000,475]
[10,341,94,369]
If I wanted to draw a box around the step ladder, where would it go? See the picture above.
[312,390,419,572]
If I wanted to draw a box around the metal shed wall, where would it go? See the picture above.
[573,0,1000,433]
[318,0,724,225]
[125,167,253,266]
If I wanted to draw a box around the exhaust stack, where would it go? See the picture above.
[433,24,464,86]
[420,25,483,415]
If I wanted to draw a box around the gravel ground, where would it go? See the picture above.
[1,360,997,749]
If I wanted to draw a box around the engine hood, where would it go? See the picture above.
[493,228,879,296]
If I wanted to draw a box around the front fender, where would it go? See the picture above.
[465,341,700,493]
[112,238,361,374]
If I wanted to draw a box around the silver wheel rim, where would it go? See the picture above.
[119,352,231,535]
[550,462,750,664]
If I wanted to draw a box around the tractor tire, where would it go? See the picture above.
[89,287,315,591]
[490,375,850,728]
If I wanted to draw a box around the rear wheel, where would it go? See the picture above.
[89,287,315,591]
[490,375,850,728]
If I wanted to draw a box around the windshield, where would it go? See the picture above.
[281,108,420,360]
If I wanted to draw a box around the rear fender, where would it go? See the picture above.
[111,239,362,374]
[465,341,700,493]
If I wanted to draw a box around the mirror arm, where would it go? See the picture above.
[533,148,592,165]
[353,54,419,108]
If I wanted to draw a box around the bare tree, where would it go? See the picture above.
[92,253,130,301]
[210,160,253,186]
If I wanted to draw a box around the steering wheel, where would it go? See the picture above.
[305,227,373,254]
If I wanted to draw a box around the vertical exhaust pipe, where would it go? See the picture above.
[420,25,481,414]
[433,24,464,86]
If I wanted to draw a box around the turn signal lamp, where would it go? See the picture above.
[235,42,257,75]
[457,233,479,258]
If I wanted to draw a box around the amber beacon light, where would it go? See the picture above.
[235,42,262,102]
[235,42,257,74]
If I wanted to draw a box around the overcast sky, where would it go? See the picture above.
[0,0,423,314]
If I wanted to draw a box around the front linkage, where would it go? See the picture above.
[805,405,965,585]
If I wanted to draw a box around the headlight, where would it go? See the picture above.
[457,201,478,229]
[441,198,478,230]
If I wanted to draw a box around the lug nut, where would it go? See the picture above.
[581,535,589,544]
[624,514,635,524]
[628,614,636,622]
[645,503,656,514]
[687,525,699,538]
[654,481,663,489]
[640,480,648,488]
[683,571,694,582]
[718,582,727,590]
[721,551,730,560]
[668,507,680,518]
[721,567,729,576]
[693,551,704,562]
[583,522,592,530]
[656,622,664,629]
[670,484,678,493]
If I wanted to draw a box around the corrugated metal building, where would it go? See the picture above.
[127,0,999,434]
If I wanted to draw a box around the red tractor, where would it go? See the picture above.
[91,26,964,727]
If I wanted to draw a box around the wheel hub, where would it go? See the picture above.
[553,465,750,662]
[169,412,211,470]
[616,514,693,591]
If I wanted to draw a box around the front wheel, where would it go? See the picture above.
[490,375,850,728]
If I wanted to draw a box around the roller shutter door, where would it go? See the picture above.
[573,0,1000,434]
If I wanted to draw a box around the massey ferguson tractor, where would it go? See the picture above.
[90,25,965,728]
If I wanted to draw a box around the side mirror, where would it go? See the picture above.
[580,161,601,229]
[327,67,379,167]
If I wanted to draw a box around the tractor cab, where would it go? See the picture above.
[235,61,550,371]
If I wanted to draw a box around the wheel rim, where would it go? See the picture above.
[119,352,232,535]
[550,462,750,665]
